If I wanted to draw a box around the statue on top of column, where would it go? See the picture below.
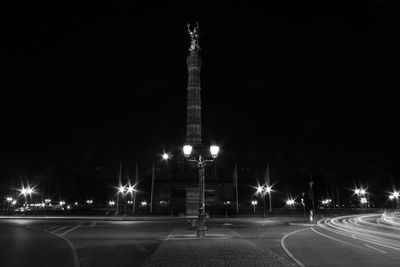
[187,22,201,52]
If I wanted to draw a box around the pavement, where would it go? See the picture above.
[1,213,399,267]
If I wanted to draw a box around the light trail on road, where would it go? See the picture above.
[317,213,400,252]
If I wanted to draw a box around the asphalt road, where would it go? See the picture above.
[0,216,297,267]
[1,213,399,267]
[282,213,400,267]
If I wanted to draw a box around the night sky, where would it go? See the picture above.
[2,2,398,200]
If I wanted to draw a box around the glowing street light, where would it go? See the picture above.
[286,199,295,206]
[86,199,93,205]
[162,153,169,160]
[140,201,147,207]
[183,145,193,158]
[59,201,65,206]
[109,201,115,206]
[251,200,257,213]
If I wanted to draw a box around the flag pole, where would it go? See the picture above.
[150,162,155,213]
[234,162,239,213]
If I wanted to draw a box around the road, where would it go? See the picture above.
[282,212,400,267]
[0,216,297,267]
[2,213,399,266]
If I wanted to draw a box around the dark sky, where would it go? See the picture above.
[2,1,398,196]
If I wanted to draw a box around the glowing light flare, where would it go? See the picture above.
[251,200,257,205]
[141,201,147,206]
[393,192,399,198]
[183,145,192,157]
[286,199,295,206]
[162,153,169,160]
[210,145,220,158]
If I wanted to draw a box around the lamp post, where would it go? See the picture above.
[183,144,219,238]
[256,184,273,217]
[390,191,399,210]
[251,200,257,213]
[116,185,125,214]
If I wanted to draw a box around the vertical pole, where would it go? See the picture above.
[150,162,155,214]
[116,193,120,214]
[263,194,266,218]
[269,192,272,213]
[133,161,138,214]
[197,158,205,238]
[336,184,340,208]
[234,162,239,213]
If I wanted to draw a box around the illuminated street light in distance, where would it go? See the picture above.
[141,201,147,207]
[74,202,78,206]
[6,197,13,202]
[59,201,65,206]
[393,191,399,198]
[109,201,115,206]
[251,200,257,205]
[286,199,295,206]
[210,145,220,158]
[26,187,34,195]
[265,185,272,193]
[360,197,367,204]
[127,185,135,194]
[118,186,125,194]
[256,185,264,194]
[360,189,366,195]
[86,199,93,204]
[183,145,192,157]
[354,188,360,195]
[162,153,169,160]
[45,198,51,203]
[389,195,394,200]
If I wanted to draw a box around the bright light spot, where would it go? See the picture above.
[109,201,115,206]
[118,186,125,193]
[360,189,366,195]
[59,201,65,206]
[256,185,263,194]
[360,197,367,204]
[393,192,399,198]
[265,185,272,193]
[141,201,147,206]
[74,202,78,205]
[86,199,93,204]
[26,187,34,195]
[67,205,71,210]
[354,188,360,195]
[251,200,257,205]
[127,185,135,193]
[286,199,295,206]
[45,198,51,203]
[183,145,192,157]
[389,195,394,200]
[162,153,169,160]
[210,145,220,158]
[6,197,13,202]
[12,200,17,205]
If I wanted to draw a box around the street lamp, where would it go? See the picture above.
[390,191,399,209]
[286,198,295,207]
[162,153,169,160]
[183,144,220,238]
[115,185,126,214]
[255,184,273,217]
[251,200,257,213]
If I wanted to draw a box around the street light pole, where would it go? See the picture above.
[198,157,206,237]
[183,145,219,238]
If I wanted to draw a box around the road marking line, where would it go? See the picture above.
[280,228,308,267]
[25,225,80,267]
[59,225,80,236]
[311,227,359,247]
[364,244,387,254]
[52,226,68,233]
